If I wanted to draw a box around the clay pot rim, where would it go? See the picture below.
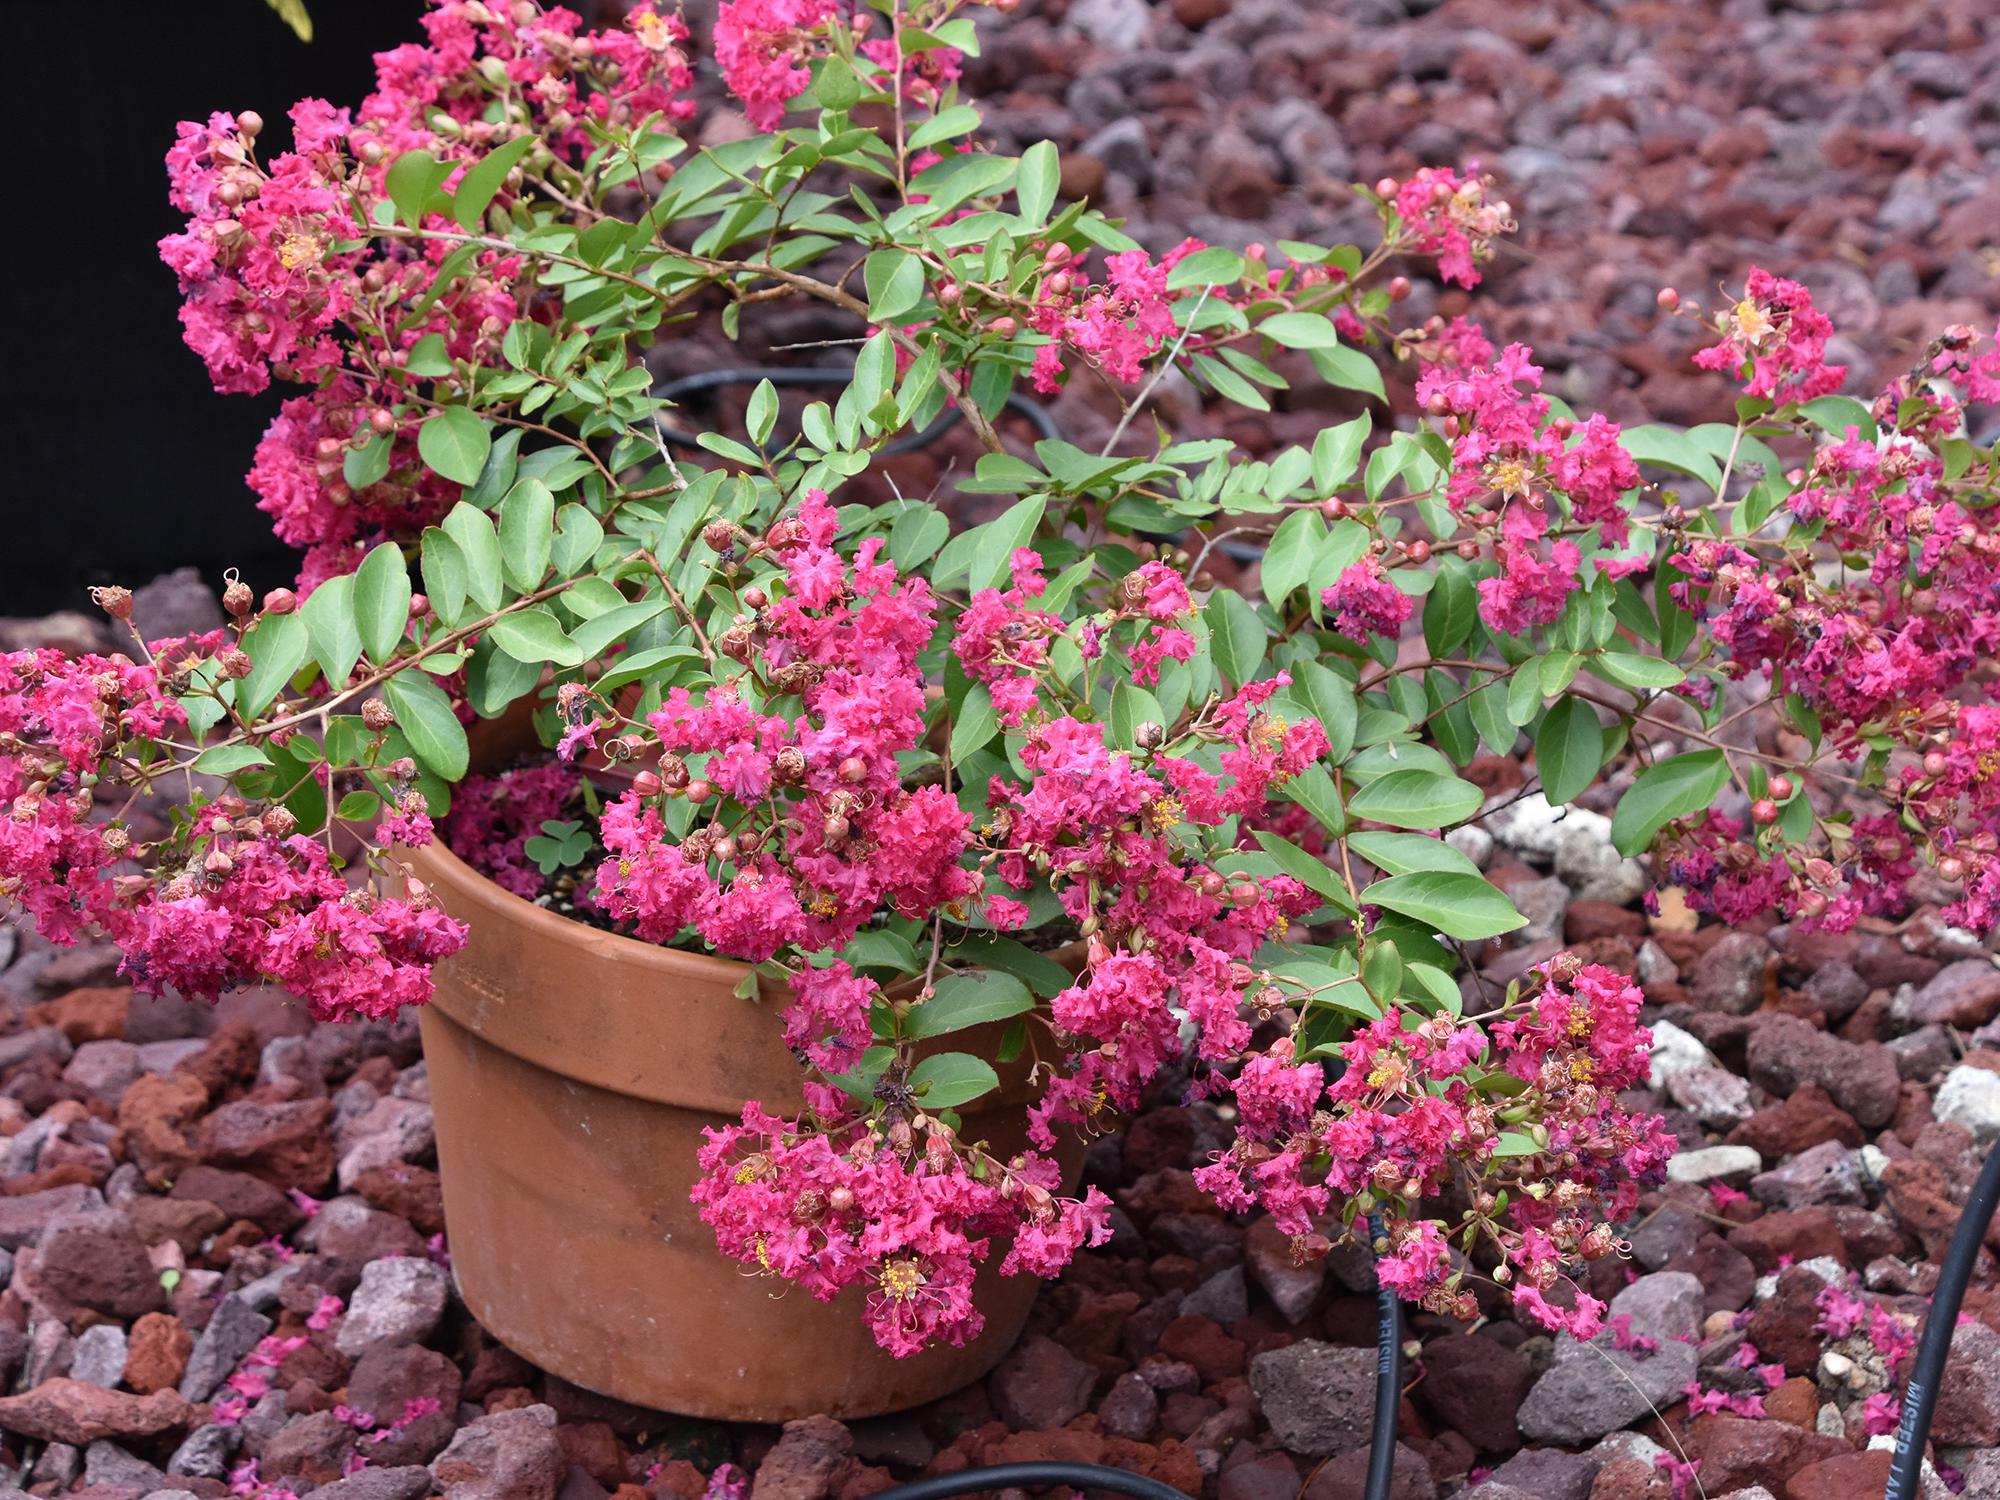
[413,821,760,989]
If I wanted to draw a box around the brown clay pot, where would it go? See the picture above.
[409,728,1074,1420]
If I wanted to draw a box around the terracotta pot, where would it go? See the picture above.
[410,726,1075,1420]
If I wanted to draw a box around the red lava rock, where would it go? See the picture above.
[263,1407,364,1487]
[1243,1217,1324,1326]
[1586,1458,1671,1500]
[991,1335,1098,1430]
[1059,1289,1142,1361]
[353,1162,447,1237]
[1933,1316,2000,1444]
[122,1311,193,1393]
[1745,1266,1835,1375]
[1783,1448,1892,1500]
[0,1376,193,1443]
[35,1211,167,1318]
[115,1071,210,1185]
[25,987,131,1043]
[1662,1235,1758,1317]
[1745,1014,1900,1127]
[1687,931,1774,1015]
[1299,1442,1436,1500]
[1216,1450,1300,1500]
[168,1164,304,1235]
[1565,901,1647,944]
[647,1462,706,1500]
[431,1402,567,1500]
[177,1020,263,1096]
[349,1342,465,1462]
[556,1421,626,1490]
[1155,1314,1246,1381]
[1415,1333,1525,1453]
[1727,1207,1848,1273]
[1765,1375,1819,1429]
[197,1093,335,1188]
[0,1182,101,1248]
[749,1413,855,1500]
[1898,958,2000,1028]
[1727,1083,1864,1157]
[1686,1411,1847,1494]
[126,1194,227,1255]
[1879,1156,1964,1262]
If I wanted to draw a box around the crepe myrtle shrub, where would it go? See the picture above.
[5,0,2000,1356]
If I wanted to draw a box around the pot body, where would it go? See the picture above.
[410,826,1066,1420]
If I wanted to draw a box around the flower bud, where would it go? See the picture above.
[235,110,264,138]
[741,585,768,609]
[685,778,713,804]
[263,588,298,615]
[838,756,867,784]
[658,753,691,790]
[1656,287,1679,311]
[1751,799,1778,826]
[1768,774,1793,800]
[632,771,663,798]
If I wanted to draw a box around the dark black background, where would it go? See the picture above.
[8,0,425,616]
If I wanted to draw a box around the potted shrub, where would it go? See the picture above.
[9,0,2000,1421]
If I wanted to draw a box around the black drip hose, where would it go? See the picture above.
[651,365,1062,456]
[1365,1211,1404,1500]
[1886,1133,2000,1500]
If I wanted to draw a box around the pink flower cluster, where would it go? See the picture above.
[1383,167,1514,289]
[161,1,693,588]
[592,491,979,981]
[715,0,841,129]
[1201,958,1673,1340]
[1,646,465,1023]
[1026,240,1218,394]
[1414,339,1642,637]
[693,1103,1110,1358]
[1692,267,1846,403]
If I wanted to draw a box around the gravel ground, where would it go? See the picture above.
[6,3,2000,1500]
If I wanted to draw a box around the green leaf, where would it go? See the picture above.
[1621,425,1722,491]
[354,540,412,664]
[384,671,470,780]
[1015,139,1059,225]
[418,406,493,486]
[1800,395,1876,442]
[403,333,453,378]
[385,148,449,228]
[908,1052,1001,1109]
[344,431,393,490]
[500,478,555,592]
[1308,342,1387,402]
[888,506,949,570]
[192,744,272,775]
[907,971,1035,1039]
[1468,680,1516,755]
[1609,749,1730,856]
[1347,830,1481,878]
[1423,564,1478,656]
[1311,415,1370,492]
[300,574,363,689]
[1296,659,1357,762]
[1251,830,1358,915]
[1259,312,1342,349]
[487,608,582,667]
[950,682,998,762]
[567,599,670,661]
[1260,509,1324,608]
[1165,246,1243,290]
[1110,681,1165,750]
[864,248,926,324]
[442,502,504,612]
[453,134,536,232]
[1490,1130,1541,1159]
[1207,588,1267,689]
[1535,697,1603,806]
[1591,652,1686,691]
[238,611,310,718]
[551,504,604,579]
[1346,769,1484,830]
[420,528,468,628]
[1362,872,1526,941]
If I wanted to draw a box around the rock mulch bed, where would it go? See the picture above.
[4,764,2000,1500]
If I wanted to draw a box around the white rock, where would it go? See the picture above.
[1936,1065,2000,1143]
[1665,1144,1762,1185]
[1444,824,1494,869]
[1554,820,1650,905]
[1646,1018,1710,1089]
[1483,791,1569,861]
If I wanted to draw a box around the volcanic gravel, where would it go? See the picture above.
[7,2,2000,1500]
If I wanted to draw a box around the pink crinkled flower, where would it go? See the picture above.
[714,0,840,130]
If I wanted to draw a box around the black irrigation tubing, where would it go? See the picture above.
[865,1218,1406,1500]
[1886,1132,2000,1500]
[651,366,1063,457]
